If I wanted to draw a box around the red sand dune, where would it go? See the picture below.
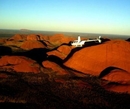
[64,39,130,93]
[21,40,46,50]
[5,40,23,47]
[38,34,49,40]
[0,39,6,44]
[101,68,130,93]
[102,69,130,84]
[49,34,75,45]
[47,50,65,60]
[0,56,41,73]
[42,60,68,75]
[49,34,65,42]
[1,34,130,94]
[9,34,26,41]
[26,34,40,41]
[47,45,72,60]
[57,45,72,55]
[64,40,130,76]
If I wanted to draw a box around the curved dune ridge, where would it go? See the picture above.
[64,40,130,76]
[100,67,130,84]
[99,66,130,93]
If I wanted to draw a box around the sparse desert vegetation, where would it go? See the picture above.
[0,71,130,109]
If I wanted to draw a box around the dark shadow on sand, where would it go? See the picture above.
[47,55,63,64]
[99,66,128,78]
[13,48,48,65]
[126,38,130,41]
[0,46,12,56]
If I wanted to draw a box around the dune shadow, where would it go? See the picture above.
[0,46,12,56]
[47,55,63,65]
[13,48,48,65]
[46,55,88,76]
[39,40,47,46]
[101,38,110,43]
[99,66,128,78]
[126,38,130,42]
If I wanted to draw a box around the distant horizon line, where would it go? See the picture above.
[0,28,130,36]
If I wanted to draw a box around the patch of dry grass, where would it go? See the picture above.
[0,70,130,109]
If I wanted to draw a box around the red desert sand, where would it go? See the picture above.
[20,40,46,50]
[9,34,26,41]
[64,40,130,76]
[64,39,130,93]
[42,60,68,75]
[26,34,40,41]
[0,56,41,73]
[47,45,73,60]
[0,34,130,93]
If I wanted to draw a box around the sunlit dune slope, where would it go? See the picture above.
[47,45,73,60]
[9,34,27,41]
[64,40,130,76]
[21,40,46,50]
[0,56,41,73]
[48,34,75,45]
[42,60,68,75]
[27,34,40,40]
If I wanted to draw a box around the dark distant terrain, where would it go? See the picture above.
[0,29,130,39]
